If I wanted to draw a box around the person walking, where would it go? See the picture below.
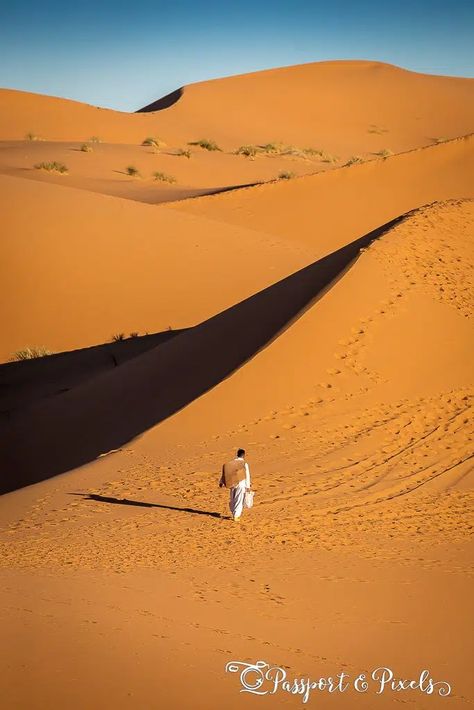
[219,448,251,522]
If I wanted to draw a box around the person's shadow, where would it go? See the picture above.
[70,492,222,518]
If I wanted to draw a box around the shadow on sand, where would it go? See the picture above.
[71,492,222,518]
[0,329,184,414]
[136,87,184,113]
[0,215,406,494]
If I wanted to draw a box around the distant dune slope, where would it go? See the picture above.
[139,60,474,154]
[170,135,474,250]
[0,174,311,362]
[144,199,473,449]
[0,200,472,496]
[1,135,472,362]
[1,61,473,155]
[0,214,411,492]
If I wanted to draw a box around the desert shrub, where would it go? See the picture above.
[80,143,92,152]
[302,147,323,157]
[25,132,43,141]
[126,165,140,177]
[129,332,139,338]
[188,138,222,151]
[89,136,102,143]
[282,146,307,158]
[368,125,388,134]
[433,136,447,144]
[34,161,68,174]
[235,145,260,158]
[11,346,54,360]
[142,136,164,149]
[344,155,364,167]
[277,171,296,180]
[259,142,280,154]
[320,152,337,163]
[175,148,191,158]
[376,148,393,158]
[153,171,176,184]
[112,333,125,341]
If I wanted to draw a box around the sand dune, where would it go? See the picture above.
[2,198,471,553]
[2,61,473,154]
[1,199,472,708]
[0,173,311,361]
[0,216,405,493]
[1,134,471,362]
[1,61,473,208]
[0,61,473,710]
[172,134,474,250]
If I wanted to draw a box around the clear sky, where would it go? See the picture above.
[0,0,473,112]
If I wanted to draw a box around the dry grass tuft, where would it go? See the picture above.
[34,161,68,174]
[344,155,364,167]
[153,171,176,184]
[11,346,54,361]
[188,138,222,151]
[175,148,191,158]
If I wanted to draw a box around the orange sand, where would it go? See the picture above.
[0,61,473,709]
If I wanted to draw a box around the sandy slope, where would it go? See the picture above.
[171,134,474,250]
[0,61,473,710]
[2,61,473,153]
[0,200,472,709]
[0,173,311,361]
[1,61,473,206]
[1,135,472,362]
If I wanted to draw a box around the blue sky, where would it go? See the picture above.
[0,0,473,111]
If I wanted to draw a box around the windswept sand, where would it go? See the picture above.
[1,60,474,206]
[0,62,473,709]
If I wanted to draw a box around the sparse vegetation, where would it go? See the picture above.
[277,171,296,180]
[26,132,42,141]
[126,165,140,177]
[175,148,191,158]
[433,136,447,144]
[260,142,283,154]
[188,138,222,151]
[368,125,388,134]
[344,155,364,167]
[34,161,68,174]
[256,143,326,160]
[11,346,54,361]
[89,136,101,143]
[281,146,308,158]
[80,143,92,152]
[301,147,323,158]
[142,136,165,150]
[320,152,337,163]
[112,333,125,341]
[153,171,176,184]
[375,148,393,159]
[129,332,139,338]
[235,144,260,158]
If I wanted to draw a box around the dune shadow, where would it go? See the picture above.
[71,492,222,518]
[136,87,184,113]
[0,214,406,494]
[0,329,184,416]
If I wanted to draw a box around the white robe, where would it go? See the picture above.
[228,459,251,519]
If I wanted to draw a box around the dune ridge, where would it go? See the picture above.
[0,214,407,493]
[1,58,473,710]
[1,132,472,362]
[2,61,473,151]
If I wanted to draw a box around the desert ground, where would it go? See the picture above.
[0,60,473,709]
